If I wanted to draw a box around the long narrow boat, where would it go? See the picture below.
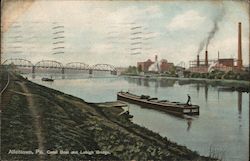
[117,92,199,116]
[41,78,54,82]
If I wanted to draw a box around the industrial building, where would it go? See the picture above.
[189,22,244,73]
[137,55,174,73]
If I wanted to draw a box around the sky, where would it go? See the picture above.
[1,0,249,67]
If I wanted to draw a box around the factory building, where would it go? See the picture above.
[160,59,174,72]
[218,59,234,67]
[189,22,244,73]
[137,55,174,73]
[137,59,154,72]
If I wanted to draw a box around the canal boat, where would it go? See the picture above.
[117,91,199,116]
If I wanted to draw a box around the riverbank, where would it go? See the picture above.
[122,74,250,92]
[1,72,218,161]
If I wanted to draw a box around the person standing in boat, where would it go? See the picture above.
[186,94,191,105]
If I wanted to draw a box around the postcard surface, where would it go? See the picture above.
[1,1,249,161]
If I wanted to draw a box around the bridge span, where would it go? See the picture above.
[2,58,117,75]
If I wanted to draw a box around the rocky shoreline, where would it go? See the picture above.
[1,73,218,161]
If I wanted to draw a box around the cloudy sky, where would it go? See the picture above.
[2,0,249,67]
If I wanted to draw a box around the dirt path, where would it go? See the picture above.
[17,82,45,161]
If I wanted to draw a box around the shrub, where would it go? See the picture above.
[201,73,208,78]
[183,71,191,78]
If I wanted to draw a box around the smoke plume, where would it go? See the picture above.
[197,8,225,54]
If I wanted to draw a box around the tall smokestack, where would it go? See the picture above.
[155,55,158,62]
[197,55,200,67]
[237,22,243,69]
[205,50,208,66]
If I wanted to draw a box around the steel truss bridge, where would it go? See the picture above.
[2,58,117,75]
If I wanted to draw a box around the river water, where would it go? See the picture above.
[25,73,249,161]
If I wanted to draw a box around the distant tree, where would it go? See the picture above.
[138,65,142,73]
[183,71,191,78]
[214,71,224,79]
[201,73,208,78]
[126,66,138,74]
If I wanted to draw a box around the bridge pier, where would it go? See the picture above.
[111,71,117,75]
[62,68,65,74]
[32,66,35,74]
[89,69,93,74]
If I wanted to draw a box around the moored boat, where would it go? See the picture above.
[41,77,54,82]
[117,91,199,116]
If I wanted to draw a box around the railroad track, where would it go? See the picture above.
[0,72,10,112]
[0,72,10,95]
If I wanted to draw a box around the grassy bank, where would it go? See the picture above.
[1,73,218,161]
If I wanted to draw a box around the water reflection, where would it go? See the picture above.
[217,90,220,101]
[143,78,149,87]
[124,77,176,88]
[205,84,208,102]
[159,79,176,87]
[196,83,200,93]
[137,78,142,86]
[238,92,242,115]
[186,118,192,131]
[238,92,242,127]
[193,83,209,101]
[154,80,159,93]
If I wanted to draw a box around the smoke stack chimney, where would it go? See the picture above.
[155,55,158,62]
[205,50,208,66]
[197,54,200,67]
[237,22,242,69]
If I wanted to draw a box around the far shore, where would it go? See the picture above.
[121,74,250,90]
